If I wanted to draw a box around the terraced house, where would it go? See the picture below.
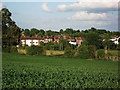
[20,35,84,46]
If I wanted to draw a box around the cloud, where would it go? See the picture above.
[57,0,119,12]
[68,11,107,20]
[41,3,51,12]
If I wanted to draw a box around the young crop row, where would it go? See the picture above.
[2,64,119,88]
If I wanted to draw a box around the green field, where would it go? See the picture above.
[2,53,119,88]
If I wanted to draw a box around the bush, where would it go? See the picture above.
[2,46,17,53]
[18,45,28,49]
[77,46,90,59]
[2,46,11,53]
[10,46,18,53]
[97,49,105,59]
[64,46,75,57]
[25,46,44,56]
[88,45,96,59]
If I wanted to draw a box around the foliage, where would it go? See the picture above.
[25,46,44,55]
[2,46,11,53]
[37,29,45,36]
[45,41,54,50]
[23,29,30,36]
[53,42,60,50]
[10,46,18,53]
[2,46,17,53]
[30,28,39,36]
[77,46,90,59]
[2,8,21,49]
[117,38,120,50]
[59,39,70,51]
[2,53,119,88]
[64,46,75,57]
[88,45,96,59]
[97,49,105,59]
[85,32,102,49]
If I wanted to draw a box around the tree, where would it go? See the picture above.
[97,49,105,59]
[117,38,120,50]
[38,29,45,36]
[76,45,90,59]
[23,29,30,36]
[60,29,64,34]
[59,39,69,50]
[102,33,112,54]
[25,46,44,55]
[65,28,75,35]
[46,30,54,36]
[85,32,102,49]
[88,45,96,59]
[64,46,75,57]
[30,28,40,36]
[45,41,54,50]
[53,41,59,50]
[2,8,21,52]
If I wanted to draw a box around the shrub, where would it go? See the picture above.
[10,46,18,53]
[64,46,75,57]
[2,46,11,53]
[77,46,90,59]
[25,46,44,56]
[88,45,96,59]
[2,46,17,53]
[97,49,105,59]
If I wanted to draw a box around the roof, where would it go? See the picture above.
[20,35,84,40]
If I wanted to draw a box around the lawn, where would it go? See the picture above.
[2,53,119,88]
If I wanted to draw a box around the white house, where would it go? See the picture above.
[110,35,120,45]
[69,41,77,45]
[20,36,41,46]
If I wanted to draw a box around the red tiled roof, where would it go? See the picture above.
[21,35,85,41]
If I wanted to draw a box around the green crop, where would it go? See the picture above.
[2,53,120,88]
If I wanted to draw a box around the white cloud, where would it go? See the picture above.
[68,11,107,20]
[41,3,51,12]
[58,0,119,12]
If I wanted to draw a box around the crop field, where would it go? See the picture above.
[2,53,120,88]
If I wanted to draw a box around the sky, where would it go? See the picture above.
[0,0,119,31]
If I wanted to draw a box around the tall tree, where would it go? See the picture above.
[23,29,30,36]
[2,8,21,51]
[85,32,102,49]
[37,29,45,36]
[59,39,69,50]
[30,28,39,36]
[102,33,111,54]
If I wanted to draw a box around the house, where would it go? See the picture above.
[20,35,42,46]
[110,35,120,44]
[20,35,84,46]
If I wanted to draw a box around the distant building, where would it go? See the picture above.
[110,35,120,44]
[20,35,84,46]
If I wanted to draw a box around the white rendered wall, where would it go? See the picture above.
[69,41,77,45]
[21,40,25,45]
[26,40,32,46]
[33,40,39,45]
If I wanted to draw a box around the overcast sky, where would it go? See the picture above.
[0,0,119,31]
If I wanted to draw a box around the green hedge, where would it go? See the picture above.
[10,46,17,53]
[2,46,17,53]
[25,46,44,56]
[97,49,105,59]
